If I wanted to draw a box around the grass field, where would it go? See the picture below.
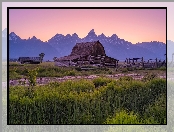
[9,62,166,80]
[9,77,166,124]
[8,62,167,124]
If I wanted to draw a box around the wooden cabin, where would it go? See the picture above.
[18,57,40,64]
[55,40,119,67]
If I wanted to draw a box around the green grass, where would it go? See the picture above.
[9,62,166,80]
[9,77,166,124]
[8,62,166,124]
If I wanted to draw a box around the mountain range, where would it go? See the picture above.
[2,28,168,61]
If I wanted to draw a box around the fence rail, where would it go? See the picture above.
[55,55,166,69]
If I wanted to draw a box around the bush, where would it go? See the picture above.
[75,67,81,71]
[118,76,133,81]
[93,77,112,88]
[127,67,135,71]
[158,66,166,71]
[144,94,166,124]
[108,70,113,75]
[121,68,128,73]
[104,110,140,124]
[9,67,22,80]
[105,109,163,124]
[142,72,157,82]
[59,79,95,93]
[65,70,76,76]
[27,68,39,86]
[9,78,166,124]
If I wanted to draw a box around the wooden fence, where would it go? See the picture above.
[55,55,166,69]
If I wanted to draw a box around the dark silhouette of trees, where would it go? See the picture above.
[39,53,45,63]
[53,57,57,62]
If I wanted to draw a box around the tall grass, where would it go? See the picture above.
[9,77,166,124]
[9,62,166,80]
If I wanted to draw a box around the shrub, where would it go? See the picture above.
[127,67,135,71]
[66,70,76,76]
[142,72,157,82]
[93,77,112,88]
[59,79,95,93]
[118,76,133,81]
[9,77,166,124]
[104,110,140,124]
[75,67,81,71]
[121,68,128,73]
[9,67,22,80]
[158,66,166,71]
[108,70,113,75]
[27,67,39,86]
[144,94,166,124]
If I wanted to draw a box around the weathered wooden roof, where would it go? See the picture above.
[56,40,106,61]
[70,40,105,56]
[75,41,99,47]
[18,57,40,61]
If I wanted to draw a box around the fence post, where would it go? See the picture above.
[142,57,144,68]
[129,58,130,64]
[126,58,128,64]
[155,58,158,68]
[80,56,82,67]
[89,55,91,64]
[115,60,117,69]
[115,60,118,71]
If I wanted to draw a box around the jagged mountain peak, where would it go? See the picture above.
[89,29,95,33]
[55,33,64,37]
[111,34,117,37]
[10,32,17,36]
[98,33,106,38]
[86,29,97,38]
[72,33,78,37]
[31,36,37,40]
[9,32,21,41]
[110,34,118,39]
[65,34,71,38]
[8,29,166,60]
[49,33,64,41]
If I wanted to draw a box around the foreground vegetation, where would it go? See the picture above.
[8,62,166,124]
[9,76,166,124]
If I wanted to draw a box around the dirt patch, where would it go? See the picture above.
[9,73,166,87]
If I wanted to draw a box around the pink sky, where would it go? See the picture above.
[9,8,166,44]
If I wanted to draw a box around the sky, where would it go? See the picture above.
[8,8,166,44]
